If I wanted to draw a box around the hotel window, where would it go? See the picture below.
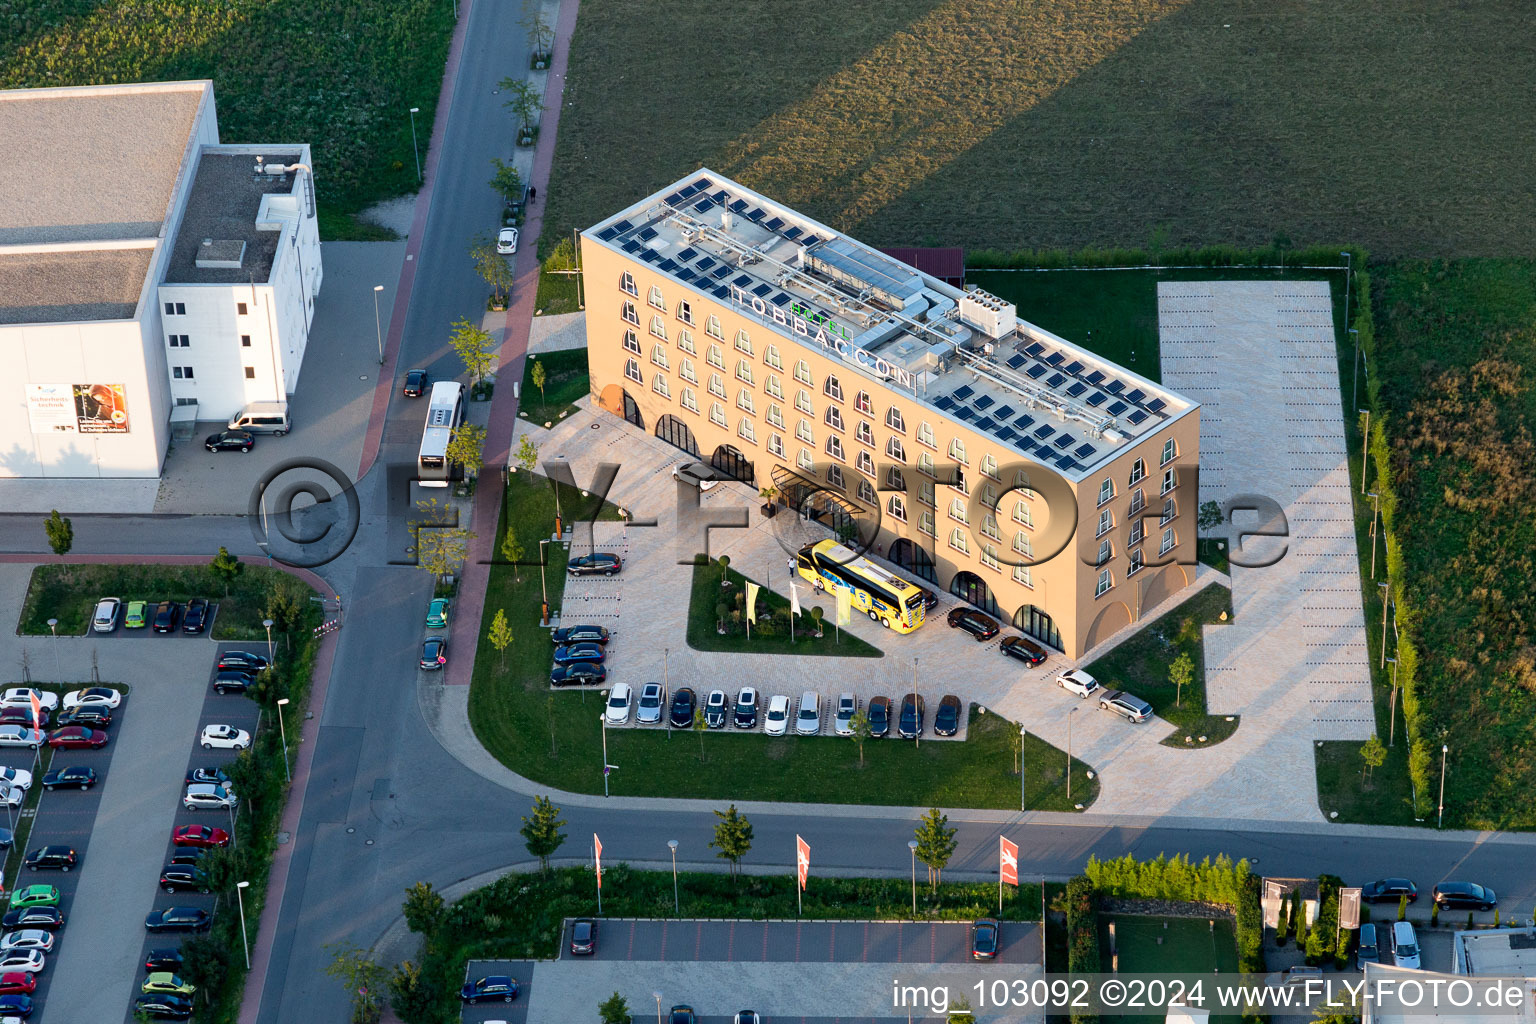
[767,434,785,458]
[706,344,724,369]
[1161,438,1178,466]
[765,375,784,400]
[949,528,970,555]
[1014,468,1034,491]
[948,438,967,464]
[825,435,845,461]
[980,454,999,480]
[823,374,843,401]
[237,302,247,315]
[918,452,935,477]
[797,419,815,444]
[244,366,255,379]
[794,360,812,385]
[619,272,637,296]
[1129,458,1145,485]
[1161,498,1177,525]
[919,510,936,537]
[172,365,194,379]
[679,358,698,384]
[621,301,639,325]
[1097,539,1112,566]
[1097,508,1113,538]
[766,404,784,429]
[653,374,670,398]
[677,329,696,355]
[681,388,699,412]
[981,514,1001,541]
[622,330,641,355]
[887,495,907,522]
[709,402,727,427]
[241,335,251,347]
[824,406,844,431]
[798,449,815,472]
[952,470,970,496]
[981,483,999,510]
[795,389,814,414]
[981,545,1000,571]
[648,285,665,310]
[737,389,755,414]
[739,418,756,443]
[1013,532,1033,560]
[709,373,726,398]
[764,345,783,370]
[887,437,906,462]
[1160,527,1177,556]
[949,497,968,524]
[856,450,875,477]
[168,334,190,347]
[855,421,875,447]
[1162,468,1176,495]
[706,315,724,340]
[1129,520,1144,547]
[650,314,667,340]
[886,406,906,432]
[1128,487,1145,514]
[1013,501,1033,528]
[1096,568,1113,597]
[734,329,752,356]
[650,345,669,369]
[624,359,642,384]
[854,391,873,414]
[735,359,754,385]
[917,422,936,448]
[1127,548,1144,577]
[676,299,694,325]
[1013,564,1033,588]
[164,301,186,315]
[885,467,907,491]
[1098,478,1115,506]
[826,465,845,491]
[918,481,936,507]
[857,480,876,505]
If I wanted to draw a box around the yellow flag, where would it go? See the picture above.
[836,586,852,627]
[746,582,760,623]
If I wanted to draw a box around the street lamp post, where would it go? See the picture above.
[598,712,610,798]
[46,618,60,681]
[907,839,919,916]
[664,648,671,740]
[408,107,422,183]
[1385,657,1398,746]
[372,285,385,364]
[263,618,275,668]
[1438,744,1449,829]
[1379,581,1390,668]
[229,800,238,851]
[912,656,919,750]
[538,539,550,625]
[1341,250,1353,337]
[276,697,291,782]
[1019,724,1027,812]
[667,839,679,914]
[236,880,252,969]
[1359,406,1372,494]
[1067,707,1079,803]
[1367,492,1381,579]
[654,992,663,1024]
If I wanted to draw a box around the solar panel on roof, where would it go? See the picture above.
[1146,398,1167,414]
[1054,433,1074,449]
[675,268,696,283]
[711,191,728,203]
[693,199,715,213]
[1046,373,1067,388]
[746,207,765,222]
[1066,382,1087,397]
[934,396,955,411]
[691,177,713,191]
[621,239,641,253]
[1125,388,1146,404]
[733,274,751,287]
[992,404,1015,420]
[597,226,619,241]
[638,227,657,241]
[954,407,974,421]
[1107,401,1128,416]
[1016,438,1036,454]
[711,266,731,280]
[656,258,678,272]
[1056,454,1076,470]
[678,184,699,199]
[952,384,975,401]
[1046,352,1065,366]
[712,285,731,299]
[1086,392,1106,407]
[1006,354,1027,369]
[771,293,791,306]
[751,283,773,297]
[640,249,659,263]
[664,192,685,205]
[1128,410,1149,425]
[764,217,784,231]
[695,256,716,270]
[995,426,1016,442]
[1025,364,1047,379]
[614,219,633,232]
[676,247,698,262]
[730,199,749,213]
[1064,361,1084,375]
[974,417,995,431]
[784,226,803,240]
[1025,342,1045,357]
[1034,425,1055,439]
[1105,380,1125,394]
[1014,414,1035,429]
[1085,370,1105,385]
[1075,443,1096,459]
[973,395,994,411]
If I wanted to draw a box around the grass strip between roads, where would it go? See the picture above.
[470,474,1098,809]
[517,348,590,427]
[685,556,882,658]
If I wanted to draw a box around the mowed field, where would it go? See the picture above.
[541,0,1535,259]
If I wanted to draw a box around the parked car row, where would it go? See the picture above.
[603,685,966,739]
[419,598,451,671]
[550,623,611,687]
[1054,669,1154,724]
[91,597,211,635]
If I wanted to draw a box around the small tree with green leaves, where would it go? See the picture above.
[1398,894,1408,921]
[810,605,825,637]
[521,0,554,55]
[1360,734,1386,787]
[520,795,567,874]
[914,808,958,891]
[693,705,708,762]
[849,708,872,766]
[210,546,243,596]
[947,996,977,1024]
[1197,500,1224,536]
[402,881,444,938]
[446,423,486,480]
[448,317,497,383]
[177,935,230,1010]
[531,358,547,404]
[1275,894,1290,946]
[43,510,72,555]
[1169,651,1194,708]
[500,529,525,582]
[515,434,539,472]
[325,943,388,1024]
[710,804,753,883]
[470,232,517,306]
[499,78,542,137]
[488,157,523,206]
[715,599,729,634]
[599,992,632,1024]
[388,959,439,1022]
[1009,721,1025,775]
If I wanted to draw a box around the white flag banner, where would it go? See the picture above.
[790,581,801,616]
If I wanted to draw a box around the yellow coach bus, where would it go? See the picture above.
[795,540,926,632]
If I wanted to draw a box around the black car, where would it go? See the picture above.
[703,690,728,729]
[213,670,254,695]
[145,907,211,932]
[419,636,448,671]
[2,907,61,931]
[42,766,96,791]
[152,600,180,632]
[24,845,75,871]
[971,917,1001,960]
[553,643,606,666]
[144,948,184,972]
[867,695,891,738]
[182,598,209,634]
[570,918,597,955]
[160,866,211,894]
[552,624,610,645]
[204,429,254,453]
[1433,882,1496,911]
[1362,878,1418,904]
[56,707,111,728]
[0,995,33,1018]
[0,827,11,850]
[567,553,622,577]
[999,635,1048,666]
[168,848,207,866]
[186,766,232,789]
[402,368,429,398]
[669,686,697,728]
[947,607,1000,640]
[135,993,194,1020]
[460,975,519,1003]
[670,1006,697,1024]
[915,587,940,612]
[898,694,926,739]
[933,694,962,737]
[217,651,269,673]
[550,663,606,687]
[733,689,758,729]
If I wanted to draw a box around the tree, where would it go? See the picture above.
[1360,734,1386,787]
[1169,651,1194,708]
[598,992,632,1024]
[531,358,547,404]
[210,546,243,596]
[446,423,486,479]
[324,943,388,1024]
[408,500,474,584]
[693,704,708,762]
[487,608,514,665]
[849,708,872,766]
[515,434,539,472]
[520,795,567,873]
[448,317,497,384]
[810,605,825,637]
[714,599,729,634]
[914,808,958,891]
[402,881,445,936]
[488,157,522,206]
[264,573,308,637]
[177,935,231,1009]
[710,804,753,882]
[388,959,439,1023]
[1197,500,1224,536]
[1274,893,1290,946]
[1397,894,1408,921]
[947,995,977,1024]
[197,844,248,894]
[1008,720,1025,775]
[499,78,542,136]
[521,0,554,55]
[43,510,72,555]
[500,529,525,582]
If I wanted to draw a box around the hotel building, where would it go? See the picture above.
[581,171,1199,660]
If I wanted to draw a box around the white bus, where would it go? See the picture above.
[418,381,465,485]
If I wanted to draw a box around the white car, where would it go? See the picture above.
[0,929,52,954]
[201,724,250,750]
[62,686,122,711]
[0,768,33,792]
[184,783,238,810]
[833,693,858,736]
[670,462,719,491]
[497,227,519,254]
[764,695,791,736]
[0,727,42,749]
[0,949,43,974]
[636,683,665,725]
[795,691,821,735]
[604,683,633,725]
[0,689,57,713]
[1057,669,1101,698]
[0,788,22,809]
[92,597,121,632]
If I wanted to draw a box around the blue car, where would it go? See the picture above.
[553,643,606,666]
[0,993,33,1017]
[461,975,518,1003]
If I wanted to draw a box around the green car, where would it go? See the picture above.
[9,884,59,909]
[125,601,148,629]
[426,598,450,629]
[143,973,196,996]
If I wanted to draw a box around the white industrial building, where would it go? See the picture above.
[0,80,321,478]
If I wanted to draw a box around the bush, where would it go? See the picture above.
[1064,875,1101,1024]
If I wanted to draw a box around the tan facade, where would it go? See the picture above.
[581,240,1199,661]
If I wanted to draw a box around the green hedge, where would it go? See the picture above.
[1064,875,1101,1024]
[1084,852,1263,973]
[967,243,1353,271]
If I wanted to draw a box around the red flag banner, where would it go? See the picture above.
[594,834,603,889]
[28,693,41,732]
[796,834,810,891]
[999,836,1019,887]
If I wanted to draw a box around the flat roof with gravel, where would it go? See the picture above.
[166,150,304,284]
[0,247,154,324]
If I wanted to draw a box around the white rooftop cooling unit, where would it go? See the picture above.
[959,287,1017,339]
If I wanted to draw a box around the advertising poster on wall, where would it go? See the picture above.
[73,384,130,433]
[25,384,77,434]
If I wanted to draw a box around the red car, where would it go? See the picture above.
[0,972,36,995]
[46,726,108,749]
[0,708,45,728]
[173,825,230,849]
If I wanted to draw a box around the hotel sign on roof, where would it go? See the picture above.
[729,284,917,391]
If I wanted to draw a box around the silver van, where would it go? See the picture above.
[1391,920,1421,969]
[1356,922,1379,970]
[228,401,290,435]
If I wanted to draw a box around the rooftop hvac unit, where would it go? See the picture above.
[959,288,1017,339]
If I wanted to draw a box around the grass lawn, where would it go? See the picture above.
[535,237,583,316]
[1099,915,1241,1024]
[686,556,881,658]
[18,563,316,641]
[1083,584,1238,748]
[470,476,1098,809]
[1197,537,1230,574]
[519,348,590,426]
[542,1,1534,260]
[0,0,455,237]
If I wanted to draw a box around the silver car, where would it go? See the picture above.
[1098,690,1152,723]
[183,783,238,810]
[670,462,719,491]
[795,691,821,735]
[833,693,858,735]
[636,683,666,725]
